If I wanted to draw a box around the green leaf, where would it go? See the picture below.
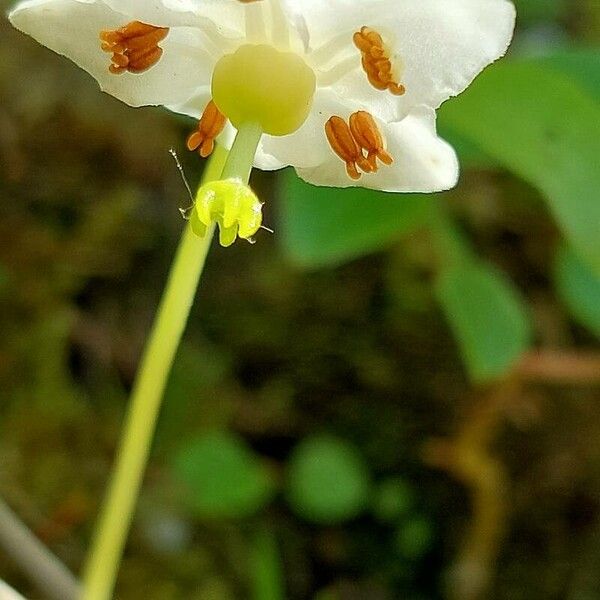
[436,127,496,170]
[538,49,600,102]
[278,169,431,268]
[394,517,434,560]
[156,343,232,452]
[371,478,415,524]
[173,431,275,519]
[555,245,600,337]
[286,435,370,524]
[435,261,532,382]
[440,61,600,272]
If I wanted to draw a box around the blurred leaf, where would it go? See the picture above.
[513,0,566,23]
[394,517,434,560]
[279,169,431,268]
[0,264,8,295]
[436,128,496,170]
[439,51,600,171]
[435,261,531,382]
[372,478,415,524]
[440,61,600,273]
[173,431,275,519]
[286,435,370,524]
[539,49,600,101]
[252,528,285,600]
[555,245,600,337]
[156,343,232,452]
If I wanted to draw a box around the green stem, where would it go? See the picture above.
[221,121,262,182]
[81,122,262,600]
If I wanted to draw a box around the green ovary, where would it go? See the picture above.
[212,44,316,137]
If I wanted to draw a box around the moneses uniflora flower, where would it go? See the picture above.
[9,0,515,241]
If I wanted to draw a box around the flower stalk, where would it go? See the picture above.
[81,123,263,600]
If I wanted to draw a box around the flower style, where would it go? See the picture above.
[9,0,515,195]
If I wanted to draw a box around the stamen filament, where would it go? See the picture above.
[268,0,290,49]
[198,25,236,59]
[309,31,354,68]
[317,55,359,86]
[245,2,267,42]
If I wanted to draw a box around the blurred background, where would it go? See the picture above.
[1,0,599,598]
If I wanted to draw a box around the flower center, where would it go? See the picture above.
[211,44,316,136]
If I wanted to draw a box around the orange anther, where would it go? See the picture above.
[354,26,406,96]
[325,116,373,181]
[100,21,169,75]
[187,100,228,159]
[349,111,393,172]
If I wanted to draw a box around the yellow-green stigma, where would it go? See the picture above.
[212,44,316,136]
[190,179,263,247]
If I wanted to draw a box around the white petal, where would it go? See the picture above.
[166,85,211,118]
[101,0,206,27]
[294,107,459,193]
[288,0,515,120]
[254,88,364,171]
[103,0,246,36]
[9,0,214,107]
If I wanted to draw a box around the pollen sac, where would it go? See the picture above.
[190,179,264,247]
[187,100,228,158]
[100,21,169,75]
[325,116,373,180]
[212,44,316,136]
[349,111,394,172]
[353,26,405,96]
[325,112,393,180]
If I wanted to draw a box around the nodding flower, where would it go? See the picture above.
[9,0,515,221]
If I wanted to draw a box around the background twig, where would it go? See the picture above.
[0,498,80,600]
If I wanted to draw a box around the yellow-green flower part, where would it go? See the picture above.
[190,179,263,247]
[212,44,316,137]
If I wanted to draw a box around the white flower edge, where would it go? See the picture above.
[8,0,214,107]
[0,579,27,600]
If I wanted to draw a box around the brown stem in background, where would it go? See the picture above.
[517,350,600,384]
[423,380,517,600]
[424,349,600,600]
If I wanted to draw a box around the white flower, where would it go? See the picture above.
[0,579,27,600]
[9,0,516,193]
